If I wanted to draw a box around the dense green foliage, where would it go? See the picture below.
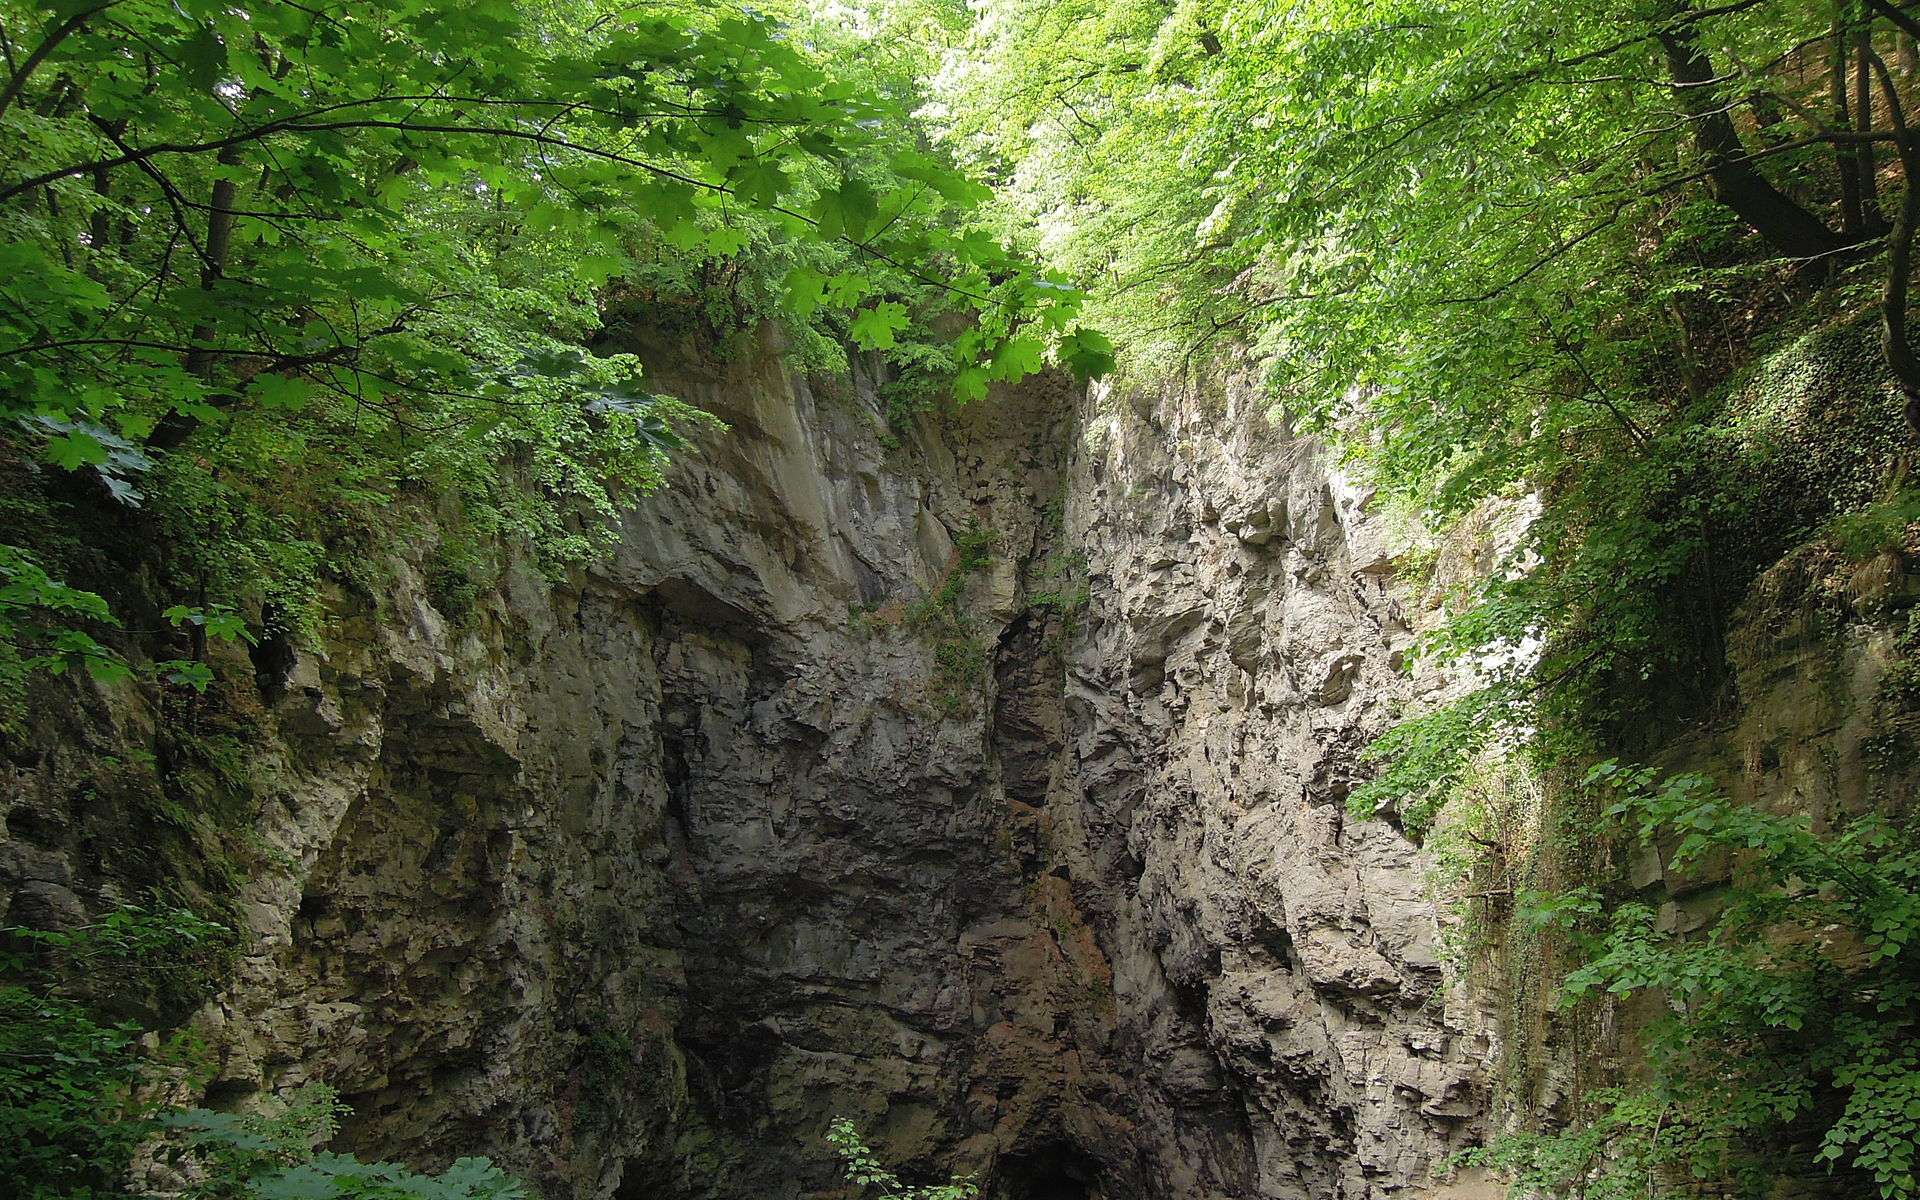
[0,0,1109,698]
[1,986,150,1199]
[160,1093,528,1200]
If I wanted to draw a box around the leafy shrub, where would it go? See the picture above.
[1348,687,1512,838]
[425,538,501,626]
[827,1118,978,1200]
[1466,763,1920,1199]
[1824,489,1920,562]
[161,1087,524,1200]
[0,904,525,1200]
[930,635,990,714]
[2,902,238,1020]
[0,986,149,1200]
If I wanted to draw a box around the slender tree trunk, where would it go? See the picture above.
[179,144,244,381]
[85,116,125,276]
[1857,8,1886,228]
[1663,18,1849,259]
[1861,45,1920,438]
[1836,11,1868,235]
[1902,31,1919,77]
[1888,175,1920,437]
[152,144,248,451]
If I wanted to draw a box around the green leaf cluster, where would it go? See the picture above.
[826,1117,979,1200]
[1488,763,1920,1199]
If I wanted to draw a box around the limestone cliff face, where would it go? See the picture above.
[1051,374,1489,1199]
[1,336,1487,1199]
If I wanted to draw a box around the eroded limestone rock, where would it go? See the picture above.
[2,338,1488,1199]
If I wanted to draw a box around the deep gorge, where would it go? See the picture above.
[14,271,1920,1200]
[17,315,1908,1198]
[8,2,1920,1197]
[10,335,1499,1198]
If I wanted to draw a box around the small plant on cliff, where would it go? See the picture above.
[907,520,1000,630]
[1,905,526,1200]
[1459,762,1920,1200]
[827,1118,979,1200]
[161,1084,525,1200]
[1824,487,1920,563]
[1347,687,1515,840]
[1028,549,1091,644]
[900,521,999,715]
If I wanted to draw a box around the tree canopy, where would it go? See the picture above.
[0,0,1111,689]
[935,0,1920,491]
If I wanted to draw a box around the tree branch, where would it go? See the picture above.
[0,2,115,123]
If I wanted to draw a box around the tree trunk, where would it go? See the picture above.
[1663,20,1849,259]
[154,143,248,451]
[1857,11,1886,228]
[1863,45,1920,437]
[1836,11,1868,235]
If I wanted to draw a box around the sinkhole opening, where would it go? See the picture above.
[997,1142,1101,1200]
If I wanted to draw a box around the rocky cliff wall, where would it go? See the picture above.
[1,335,1490,1199]
[1045,372,1492,1199]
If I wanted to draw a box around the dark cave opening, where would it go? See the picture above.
[611,1161,648,1200]
[997,1143,1102,1200]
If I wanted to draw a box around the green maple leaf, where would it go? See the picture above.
[824,272,873,307]
[850,301,909,351]
[890,151,994,210]
[1059,328,1116,381]
[816,178,879,241]
[249,374,314,411]
[951,366,990,405]
[706,225,753,256]
[46,430,107,470]
[988,334,1045,382]
[662,220,706,251]
[784,267,828,318]
[730,160,790,207]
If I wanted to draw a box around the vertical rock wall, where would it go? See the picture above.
[1,336,1489,1198]
[1048,374,1489,1199]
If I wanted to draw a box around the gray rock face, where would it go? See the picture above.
[1050,374,1488,1199]
[1,337,1487,1198]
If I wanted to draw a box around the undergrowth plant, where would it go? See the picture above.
[0,904,526,1200]
[827,1118,978,1200]
[1454,762,1920,1200]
